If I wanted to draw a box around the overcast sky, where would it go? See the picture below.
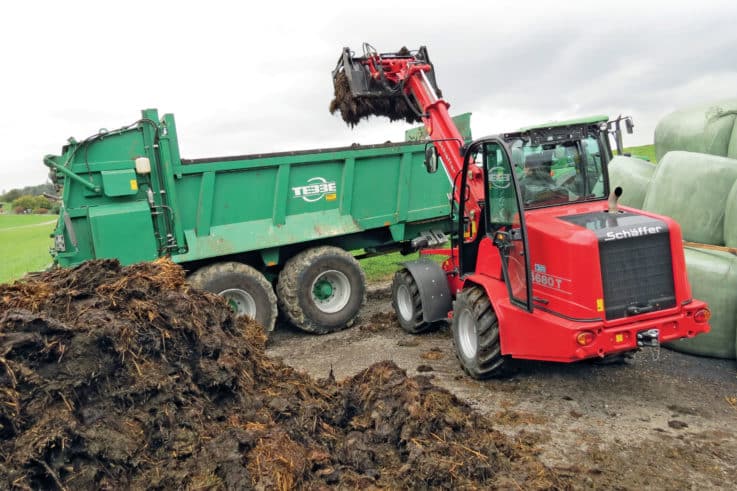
[2,0,737,191]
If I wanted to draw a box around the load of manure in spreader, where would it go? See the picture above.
[0,259,569,489]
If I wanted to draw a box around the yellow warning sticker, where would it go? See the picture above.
[596,298,604,312]
[130,179,138,191]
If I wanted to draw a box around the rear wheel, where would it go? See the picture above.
[277,246,365,334]
[188,262,278,332]
[391,269,430,334]
[451,286,505,379]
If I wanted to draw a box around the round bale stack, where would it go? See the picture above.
[642,151,737,246]
[645,100,737,360]
[641,151,737,359]
[654,98,737,161]
[667,248,737,359]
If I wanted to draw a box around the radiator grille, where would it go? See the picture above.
[599,233,675,320]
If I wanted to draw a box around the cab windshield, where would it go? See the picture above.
[508,136,607,208]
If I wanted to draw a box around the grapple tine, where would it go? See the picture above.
[329,45,442,127]
[332,47,391,98]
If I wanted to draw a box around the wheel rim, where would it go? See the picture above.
[396,283,414,321]
[310,270,351,314]
[457,308,478,359]
[219,288,257,318]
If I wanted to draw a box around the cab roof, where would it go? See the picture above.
[517,115,609,132]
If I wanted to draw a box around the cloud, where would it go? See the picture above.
[1,1,737,189]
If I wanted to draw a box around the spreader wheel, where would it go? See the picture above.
[277,246,365,334]
[451,286,506,379]
[188,262,277,332]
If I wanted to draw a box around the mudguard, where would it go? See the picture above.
[403,258,452,323]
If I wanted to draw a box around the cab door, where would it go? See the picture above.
[483,139,533,312]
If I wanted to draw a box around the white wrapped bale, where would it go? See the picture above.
[666,248,737,359]
[608,156,656,209]
[729,117,737,159]
[726,180,737,248]
[642,151,737,245]
[654,99,737,161]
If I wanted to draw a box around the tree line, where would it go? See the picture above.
[0,183,60,214]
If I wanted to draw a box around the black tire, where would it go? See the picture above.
[277,246,365,334]
[391,268,430,334]
[451,286,505,379]
[188,262,278,332]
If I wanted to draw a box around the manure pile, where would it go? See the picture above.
[0,259,569,489]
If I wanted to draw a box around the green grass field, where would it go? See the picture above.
[360,251,418,282]
[0,214,56,284]
[0,211,435,284]
[360,250,449,282]
[620,144,656,163]
[0,211,425,284]
[359,252,410,282]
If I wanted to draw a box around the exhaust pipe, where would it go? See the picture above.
[608,186,623,213]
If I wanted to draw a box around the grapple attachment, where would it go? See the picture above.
[329,44,441,127]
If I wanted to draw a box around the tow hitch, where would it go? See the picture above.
[636,328,660,347]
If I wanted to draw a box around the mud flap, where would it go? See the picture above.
[403,258,452,323]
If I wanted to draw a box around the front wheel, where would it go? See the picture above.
[391,269,430,334]
[451,286,505,379]
[277,246,365,334]
[187,262,278,332]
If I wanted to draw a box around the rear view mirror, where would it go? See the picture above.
[625,117,634,134]
[424,144,439,173]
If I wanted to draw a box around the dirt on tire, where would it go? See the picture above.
[187,261,278,331]
[0,259,574,489]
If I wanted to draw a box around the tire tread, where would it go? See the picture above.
[187,261,277,332]
[391,269,431,334]
[451,285,505,379]
[277,246,365,334]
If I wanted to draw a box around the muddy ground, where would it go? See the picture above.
[268,281,737,490]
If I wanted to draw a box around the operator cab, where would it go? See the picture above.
[504,117,613,209]
[460,117,628,310]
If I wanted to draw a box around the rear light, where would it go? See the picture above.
[576,331,596,346]
[694,308,711,324]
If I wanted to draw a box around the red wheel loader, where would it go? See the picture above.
[331,44,710,378]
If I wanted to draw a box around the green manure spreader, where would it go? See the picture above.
[44,109,469,333]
